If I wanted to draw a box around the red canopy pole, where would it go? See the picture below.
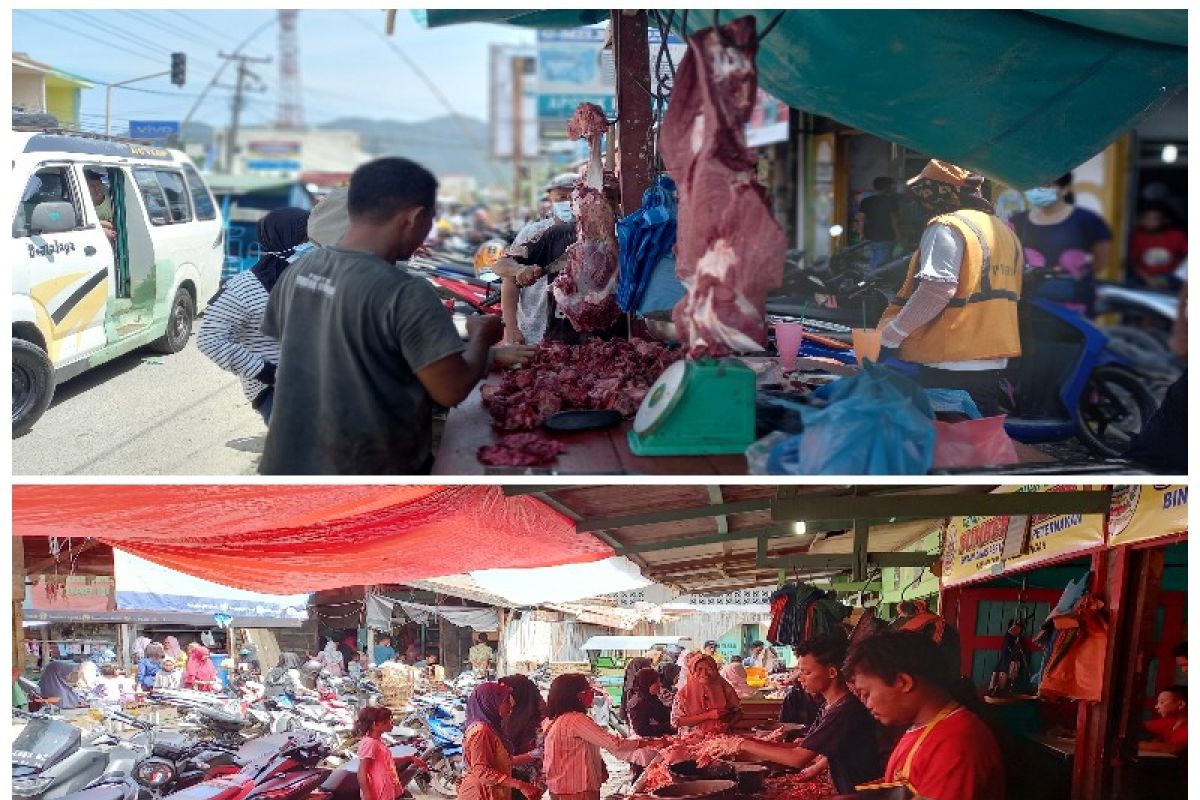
[612,10,652,216]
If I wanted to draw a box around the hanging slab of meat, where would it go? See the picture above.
[660,16,786,359]
[552,102,622,332]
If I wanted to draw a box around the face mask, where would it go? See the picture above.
[1024,187,1059,208]
[287,242,316,262]
[552,201,574,223]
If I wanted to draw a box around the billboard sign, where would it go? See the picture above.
[128,120,180,143]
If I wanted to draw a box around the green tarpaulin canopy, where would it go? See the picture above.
[416,9,1186,187]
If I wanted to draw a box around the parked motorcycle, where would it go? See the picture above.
[12,709,147,800]
[406,700,464,797]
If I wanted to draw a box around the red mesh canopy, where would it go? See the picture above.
[12,485,610,594]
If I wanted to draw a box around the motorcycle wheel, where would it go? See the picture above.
[1075,365,1159,458]
[428,756,463,797]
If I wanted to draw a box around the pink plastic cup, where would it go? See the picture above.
[852,328,883,365]
[774,322,805,371]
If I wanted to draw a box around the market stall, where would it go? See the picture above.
[415,9,1186,476]
[939,484,1188,800]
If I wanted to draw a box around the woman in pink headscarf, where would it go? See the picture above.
[720,657,757,699]
[184,644,219,692]
[670,654,743,733]
[163,636,185,666]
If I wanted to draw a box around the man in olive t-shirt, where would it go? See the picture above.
[260,158,527,474]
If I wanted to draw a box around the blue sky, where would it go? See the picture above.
[12,9,534,132]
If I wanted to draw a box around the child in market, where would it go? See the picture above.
[357,706,401,800]
[1142,685,1187,756]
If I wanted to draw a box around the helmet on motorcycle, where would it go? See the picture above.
[473,239,507,275]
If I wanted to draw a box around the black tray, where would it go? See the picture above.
[543,409,622,432]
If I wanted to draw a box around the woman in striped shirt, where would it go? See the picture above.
[197,207,310,423]
[542,674,662,800]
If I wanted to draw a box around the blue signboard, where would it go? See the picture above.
[538,94,616,120]
[128,120,181,142]
[244,159,303,171]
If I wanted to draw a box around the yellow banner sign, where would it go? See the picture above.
[1107,485,1188,547]
[940,485,1107,587]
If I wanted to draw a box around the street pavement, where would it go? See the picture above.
[13,337,265,476]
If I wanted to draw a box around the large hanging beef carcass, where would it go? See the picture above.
[659,16,786,359]
[552,103,622,332]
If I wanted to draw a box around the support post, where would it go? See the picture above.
[611,10,653,215]
[852,519,870,581]
[512,56,524,223]
[13,537,25,677]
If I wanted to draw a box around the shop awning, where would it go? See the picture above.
[416,9,1186,187]
[12,485,610,595]
[366,594,500,631]
[468,556,652,606]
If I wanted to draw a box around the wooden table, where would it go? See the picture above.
[433,375,1056,476]
[433,384,747,476]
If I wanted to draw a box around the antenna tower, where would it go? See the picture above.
[276,10,305,129]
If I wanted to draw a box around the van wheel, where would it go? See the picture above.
[153,288,195,353]
[13,338,55,438]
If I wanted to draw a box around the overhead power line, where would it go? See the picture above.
[15,10,166,68]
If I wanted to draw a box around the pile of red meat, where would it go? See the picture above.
[761,770,837,800]
[477,433,566,468]
[481,338,680,431]
[552,102,622,332]
[659,16,786,359]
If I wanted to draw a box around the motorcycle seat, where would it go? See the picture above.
[194,706,248,728]
[435,261,477,278]
[72,782,137,800]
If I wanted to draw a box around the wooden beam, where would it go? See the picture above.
[708,486,730,535]
[576,498,771,532]
[853,519,870,581]
[502,486,586,497]
[614,525,860,556]
[771,489,1112,522]
[611,10,653,215]
[757,551,939,571]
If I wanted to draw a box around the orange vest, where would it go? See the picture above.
[880,210,1023,363]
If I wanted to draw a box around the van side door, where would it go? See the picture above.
[11,162,114,368]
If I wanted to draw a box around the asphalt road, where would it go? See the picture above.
[13,336,266,476]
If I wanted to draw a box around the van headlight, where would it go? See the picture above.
[13,776,54,796]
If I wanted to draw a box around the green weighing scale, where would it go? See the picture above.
[627,358,757,455]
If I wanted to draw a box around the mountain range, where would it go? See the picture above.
[183,114,504,186]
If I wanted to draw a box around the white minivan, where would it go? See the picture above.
[11,131,224,436]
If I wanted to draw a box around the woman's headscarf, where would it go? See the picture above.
[184,645,218,690]
[321,641,345,675]
[133,636,152,661]
[658,663,682,697]
[498,674,544,757]
[465,682,514,756]
[673,654,741,732]
[720,662,756,699]
[163,636,183,661]
[38,659,84,709]
[626,667,663,711]
[251,207,310,291]
[621,657,652,719]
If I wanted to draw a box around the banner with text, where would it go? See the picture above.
[1107,485,1188,547]
[940,485,1106,586]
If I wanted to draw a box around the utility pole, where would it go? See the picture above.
[511,55,524,226]
[218,51,271,174]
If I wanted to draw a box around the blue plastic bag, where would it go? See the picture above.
[767,362,936,474]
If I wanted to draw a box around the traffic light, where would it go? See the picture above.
[171,53,186,87]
